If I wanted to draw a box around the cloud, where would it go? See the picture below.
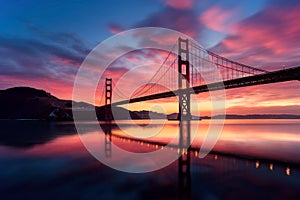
[0,25,92,99]
[227,105,300,115]
[95,48,174,103]
[0,36,83,80]
[0,74,74,100]
[209,2,300,70]
[165,0,194,10]
[0,33,87,66]
[199,6,237,33]
[135,7,203,39]
[220,80,300,116]
[108,24,125,34]
[102,67,129,82]
[23,21,91,56]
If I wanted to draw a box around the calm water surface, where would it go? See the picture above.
[0,119,300,199]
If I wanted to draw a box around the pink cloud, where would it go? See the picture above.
[108,24,125,34]
[199,6,236,33]
[165,0,193,9]
[0,75,74,100]
[210,4,300,70]
[227,105,300,115]
[50,56,80,67]
[93,49,172,104]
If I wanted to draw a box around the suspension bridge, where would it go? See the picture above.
[100,37,300,120]
[98,37,300,200]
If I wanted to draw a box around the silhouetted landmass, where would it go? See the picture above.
[0,87,81,120]
[167,113,178,120]
[0,87,166,121]
[166,113,202,120]
[1,87,300,120]
[0,87,66,119]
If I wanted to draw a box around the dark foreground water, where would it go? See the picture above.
[0,119,300,199]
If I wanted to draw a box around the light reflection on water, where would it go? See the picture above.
[0,119,300,199]
[88,119,300,164]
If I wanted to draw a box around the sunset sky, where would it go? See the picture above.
[1,0,300,115]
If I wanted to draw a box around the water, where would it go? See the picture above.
[0,119,300,199]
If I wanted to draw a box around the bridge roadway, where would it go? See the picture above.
[111,66,300,106]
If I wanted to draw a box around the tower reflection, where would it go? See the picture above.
[102,122,112,158]
[178,120,191,200]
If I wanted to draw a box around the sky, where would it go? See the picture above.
[1,0,300,115]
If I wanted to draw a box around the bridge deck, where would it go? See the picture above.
[111,66,300,106]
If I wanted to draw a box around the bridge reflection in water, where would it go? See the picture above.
[178,120,191,200]
[100,120,297,200]
[1,120,299,199]
[101,119,192,200]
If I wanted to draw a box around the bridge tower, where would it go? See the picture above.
[178,37,191,200]
[178,37,191,120]
[105,78,113,121]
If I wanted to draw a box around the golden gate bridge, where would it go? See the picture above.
[100,37,300,200]
[101,37,300,121]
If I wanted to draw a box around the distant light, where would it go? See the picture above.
[269,163,273,171]
[286,167,291,176]
[194,151,198,157]
[214,155,218,160]
[255,161,260,168]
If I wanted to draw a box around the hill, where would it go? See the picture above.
[0,87,90,120]
[0,87,165,120]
